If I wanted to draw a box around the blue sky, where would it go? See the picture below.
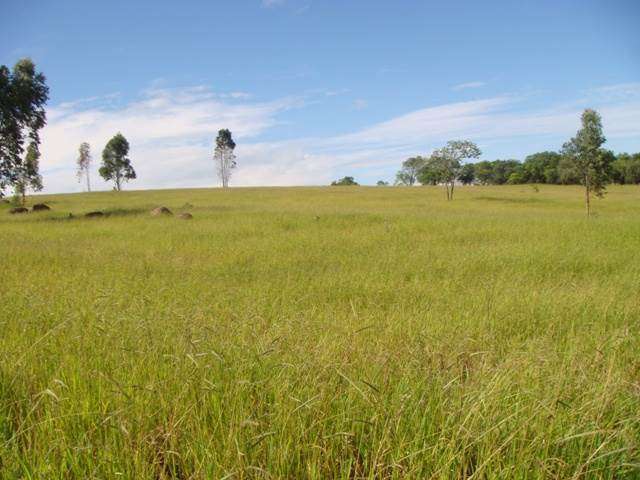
[2,0,639,192]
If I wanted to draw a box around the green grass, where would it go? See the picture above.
[1,185,639,479]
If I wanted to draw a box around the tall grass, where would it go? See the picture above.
[1,185,639,478]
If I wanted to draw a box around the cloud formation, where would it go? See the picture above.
[262,0,285,7]
[451,81,486,91]
[38,83,640,192]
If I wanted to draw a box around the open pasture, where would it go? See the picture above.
[1,185,639,478]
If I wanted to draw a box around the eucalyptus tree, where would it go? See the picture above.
[76,142,92,192]
[14,142,43,204]
[99,133,136,191]
[214,129,236,188]
[561,109,610,216]
[0,58,49,196]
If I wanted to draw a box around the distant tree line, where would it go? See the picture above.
[406,150,639,187]
[395,109,632,215]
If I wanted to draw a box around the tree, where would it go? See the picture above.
[416,157,441,185]
[458,163,476,185]
[76,142,92,192]
[611,153,640,184]
[561,109,610,216]
[523,151,561,184]
[14,141,43,205]
[429,140,481,200]
[331,176,358,186]
[0,58,49,197]
[99,133,136,191]
[395,156,425,185]
[376,180,389,186]
[214,129,236,188]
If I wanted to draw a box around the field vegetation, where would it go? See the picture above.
[1,185,639,478]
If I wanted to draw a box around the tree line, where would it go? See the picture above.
[390,109,632,215]
[398,150,640,187]
[1,59,238,203]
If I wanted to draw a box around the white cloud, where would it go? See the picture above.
[452,81,486,91]
[262,0,285,7]
[40,86,304,192]
[39,83,640,192]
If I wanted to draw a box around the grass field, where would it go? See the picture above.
[1,185,639,479]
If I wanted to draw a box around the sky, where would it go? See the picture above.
[1,0,639,193]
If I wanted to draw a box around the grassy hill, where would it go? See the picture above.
[1,185,639,478]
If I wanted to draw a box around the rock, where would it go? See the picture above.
[84,211,104,218]
[32,203,51,211]
[9,207,29,214]
[178,212,193,220]
[151,206,173,216]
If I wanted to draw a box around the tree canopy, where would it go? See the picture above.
[99,133,136,191]
[561,109,610,216]
[331,176,359,186]
[0,58,49,196]
[427,140,481,199]
[395,156,426,186]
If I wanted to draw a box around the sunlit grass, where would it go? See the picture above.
[1,185,639,478]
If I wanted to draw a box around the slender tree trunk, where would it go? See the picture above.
[585,185,591,217]
[21,188,26,206]
[86,170,91,192]
[584,173,590,217]
[450,181,455,200]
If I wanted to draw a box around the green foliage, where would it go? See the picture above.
[0,58,49,195]
[561,109,611,215]
[1,186,639,477]
[331,176,358,186]
[14,141,43,205]
[99,133,136,191]
[458,163,476,185]
[395,156,425,185]
[473,160,522,185]
[416,156,441,185]
[376,180,389,186]
[429,140,481,199]
[611,152,640,184]
[523,151,562,184]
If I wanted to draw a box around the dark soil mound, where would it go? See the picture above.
[9,207,29,214]
[32,203,51,211]
[85,211,104,218]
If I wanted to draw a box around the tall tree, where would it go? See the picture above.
[14,141,43,205]
[214,129,236,188]
[395,156,425,186]
[0,58,49,196]
[430,140,481,200]
[76,142,92,192]
[99,133,136,191]
[561,109,610,216]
